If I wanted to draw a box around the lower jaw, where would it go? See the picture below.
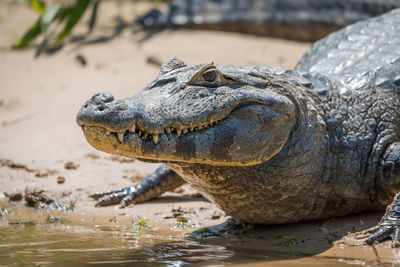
[82,125,162,160]
[82,124,262,167]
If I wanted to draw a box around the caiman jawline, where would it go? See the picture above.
[80,115,226,145]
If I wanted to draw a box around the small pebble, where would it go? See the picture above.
[176,216,188,223]
[211,214,221,220]
[57,176,65,184]
[76,54,87,66]
[65,161,79,170]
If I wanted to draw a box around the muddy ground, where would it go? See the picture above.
[1,1,399,266]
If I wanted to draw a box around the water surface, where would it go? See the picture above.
[0,206,365,266]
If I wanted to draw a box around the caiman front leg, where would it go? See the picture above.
[352,143,400,247]
[90,164,186,207]
[356,193,400,246]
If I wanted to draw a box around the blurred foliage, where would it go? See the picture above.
[13,0,100,52]
[13,0,170,54]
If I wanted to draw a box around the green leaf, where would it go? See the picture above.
[57,7,74,23]
[56,0,90,43]
[13,18,41,49]
[31,0,46,14]
[88,0,99,33]
[40,3,62,33]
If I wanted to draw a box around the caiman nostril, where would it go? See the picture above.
[98,104,105,111]
[100,93,114,103]
[93,92,115,104]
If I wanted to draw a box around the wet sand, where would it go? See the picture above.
[0,1,398,266]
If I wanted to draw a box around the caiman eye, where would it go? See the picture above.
[202,70,217,82]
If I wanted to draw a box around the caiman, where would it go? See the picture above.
[77,9,400,246]
[138,0,400,41]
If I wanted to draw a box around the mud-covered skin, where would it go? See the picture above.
[138,0,400,42]
[78,10,400,245]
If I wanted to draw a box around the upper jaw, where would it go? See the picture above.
[80,113,226,145]
[76,92,230,145]
[78,98,241,145]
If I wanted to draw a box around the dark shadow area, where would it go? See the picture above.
[134,28,166,44]
[145,194,210,204]
[192,210,383,250]
[77,17,134,46]
[35,44,64,57]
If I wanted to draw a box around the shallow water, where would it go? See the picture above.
[0,206,364,267]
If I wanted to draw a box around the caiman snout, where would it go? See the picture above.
[77,92,135,132]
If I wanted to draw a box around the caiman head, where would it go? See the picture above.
[77,58,299,166]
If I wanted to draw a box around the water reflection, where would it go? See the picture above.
[0,221,232,266]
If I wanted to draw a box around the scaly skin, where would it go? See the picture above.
[138,0,400,42]
[78,10,400,245]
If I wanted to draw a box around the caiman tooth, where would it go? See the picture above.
[117,132,124,142]
[176,129,182,137]
[129,124,136,133]
[190,127,194,132]
[183,129,188,134]
[153,134,159,144]
[106,130,111,136]
[166,128,171,134]
[144,133,148,139]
